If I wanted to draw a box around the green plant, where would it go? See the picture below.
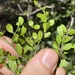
[0,2,55,75]
[52,24,75,74]
[0,1,75,75]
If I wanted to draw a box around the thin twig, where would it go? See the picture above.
[68,15,74,31]
[30,4,54,15]
[70,15,74,28]
[17,3,24,13]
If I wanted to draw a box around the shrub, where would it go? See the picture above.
[0,0,75,75]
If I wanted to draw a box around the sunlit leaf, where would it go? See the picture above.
[56,35,61,45]
[61,24,67,32]
[63,36,72,43]
[52,42,59,50]
[18,16,24,25]
[43,22,50,32]
[57,26,63,36]
[49,19,55,26]
[16,22,21,26]
[6,24,13,33]
[44,32,51,38]
[37,13,47,22]
[62,43,72,50]
[72,43,75,49]
[45,11,49,16]
[21,26,27,36]
[59,59,69,67]
[32,32,37,39]
[33,24,40,30]
[28,20,34,26]
[68,29,75,35]
[38,31,43,40]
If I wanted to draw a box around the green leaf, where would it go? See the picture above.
[24,45,29,53]
[45,11,49,16]
[24,45,33,53]
[34,0,38,5]
[62,43,72,50]
[19,38,25,45]
[8,56,17,60]
[12,34,19,42]
[21,26,27,36]
[68,29,75,35]
[26,37,33,46]
[38,31,43,40]
[6,24,13,33]
[63,36,72,43]
[15,44,22,55]
[49,19,55,26]
[28,20,34,26]
[72,43,75,49]
[0,59,5,63]
[0,48,4,56]
[52,43,59,50]
[56,35,61,45]
[8,60,17,71]
[59,59,69,67]
[0,31,6,36]
[57,26,63,36]
[43,22,50,32]
[52,42,59,50]
[44,32,51,38]
[18,16,24,25]
[33,24,40,30]
[61,24,67,32]
[37,13,47,22]
[16,22,21,26]
[32,32,37,39]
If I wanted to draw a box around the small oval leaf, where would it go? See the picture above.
[44,32,51,38]
[72,43,75,49]
[38,31,43,40]
[62,43,72,50]
[18,16,24,25]
[57,26,63,36]
[52,43,59,50]
[61,24,67,32]
[15,44,22,55]
[32,32,37,39]
[28,20,34,26]
[63,36,72,43]
[56,35,61,45]
[21,26,27,36]
[49,19,55,26]
[59,59,69,67]
[6,24,13,33]
[33,24,40,30]
[68,29,75,35]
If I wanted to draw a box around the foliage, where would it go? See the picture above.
[0,0,75,75]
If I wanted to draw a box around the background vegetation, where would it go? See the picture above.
[0,0,75,75]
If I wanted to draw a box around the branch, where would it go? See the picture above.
[17,3,24,13]
[70,15,74,28]
[30,4,54,15]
